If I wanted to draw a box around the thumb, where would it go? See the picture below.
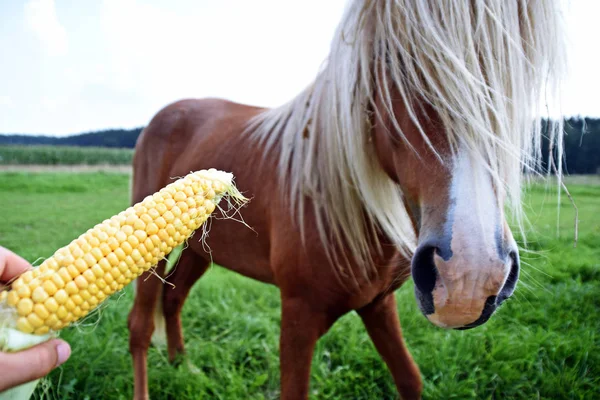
[0,339,71,392]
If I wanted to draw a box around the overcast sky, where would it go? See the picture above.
[0,0,597,136]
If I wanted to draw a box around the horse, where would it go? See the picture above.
[127,1,566,398]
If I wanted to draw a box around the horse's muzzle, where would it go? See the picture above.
[411,243,520,329]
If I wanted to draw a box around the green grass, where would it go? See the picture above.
[0,145,133,165]
[0,171,598,399]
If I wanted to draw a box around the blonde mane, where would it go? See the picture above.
[247,0,566,282]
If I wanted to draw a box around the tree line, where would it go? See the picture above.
[0,127,143,149]
[541,117,600,175]
[0,117,598,174]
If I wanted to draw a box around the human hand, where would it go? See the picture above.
[0,246,71,392]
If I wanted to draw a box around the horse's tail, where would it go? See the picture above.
[149,245,183,347]
[129,276,167,347]
[150,285,167,347]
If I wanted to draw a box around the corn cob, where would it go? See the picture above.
[0,168,244,339]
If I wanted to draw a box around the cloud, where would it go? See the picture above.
[98,0,347,111]
[0,96,12,107]
[40,95,67,112]
[24,0,68,56]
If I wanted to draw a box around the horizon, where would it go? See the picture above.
[3,113,599,139]
[1,0,598,137]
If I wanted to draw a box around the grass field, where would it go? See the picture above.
[0,171,598,399]
[0,145,133,166]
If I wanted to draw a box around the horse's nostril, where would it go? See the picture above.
[497,250,520,304]
[411,245,439,295]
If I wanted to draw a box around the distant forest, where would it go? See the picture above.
[541,117,600,175]
[0,127,143,149]
[0,117,598,174]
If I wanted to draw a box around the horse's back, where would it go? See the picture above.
[132,97,276,283]
[133,98,263,192]
[134,99,255,202]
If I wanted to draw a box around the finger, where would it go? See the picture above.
[0,247,32,283]
[0,339,71,392]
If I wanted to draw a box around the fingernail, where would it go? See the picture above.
[55,341,71,366]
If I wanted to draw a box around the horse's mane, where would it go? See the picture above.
[247,0,566,283]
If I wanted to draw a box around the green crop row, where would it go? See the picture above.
[0,145,133,165]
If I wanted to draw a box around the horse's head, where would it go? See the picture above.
[355,0,565,330]
[373,101,519,330]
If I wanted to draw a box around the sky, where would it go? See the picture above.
[0,0,597,136]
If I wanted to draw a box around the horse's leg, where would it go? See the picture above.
[357,294,422,400]
[128,261,167,400]
[279,296,337,400]
[162,250,210,363]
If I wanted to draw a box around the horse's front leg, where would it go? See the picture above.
[357,294,422,400]
[279,296,336,400]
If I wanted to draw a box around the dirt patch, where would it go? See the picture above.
[528,174,600,186]
[563,175,600,186]
[0,164,132,173]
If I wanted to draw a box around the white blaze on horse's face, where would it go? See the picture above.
[411,146,520,330]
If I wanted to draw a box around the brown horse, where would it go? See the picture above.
[127,1,566,399]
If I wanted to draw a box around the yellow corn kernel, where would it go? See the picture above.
[54,289,68,305]
[74,259,88,274]
[133,219,146,231]
[82,269,96,283]
[31,287,49,304]
[6,290,19,307]
[121,241,133,256]
[46,258,59,271]
[56,306,68,320]
[91,247,105,261]
[79,290,91,301]
[91,264,104,278]
[17,298,34,316]
[156,216,168,229]
[16,317,34,333]
[177,201,189,213]
[44,298,59,313]
[51,320,65,331]
[45,314,59,328]
[20,271,34,284]
[64,299,76,312]
[140,213,153,225]
[98,257,112,271]
[104,272,114,285]
[57,268,72,283]
[34,304,50,320]
[27,313,44,329]
[83,253,97,267]
[68,243,84,259]
[0,169,242,335]
[50,274,66,289]
[74,275,88,289]
[16,285,31,298]
[71,294,84,306]
[78,240,92,254]
[35,326,50,335]
[88,284,99,296]
[42,280,58,297]
[144,238,155,252]
[121,225,134,236]
[107,237,120,251]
